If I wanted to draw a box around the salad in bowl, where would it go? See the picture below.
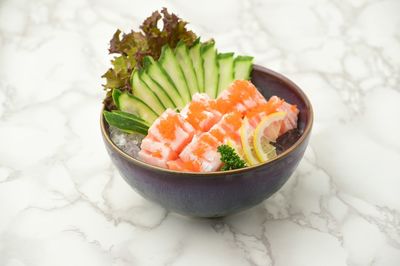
[102,8,301,173]
[100,8,312,217]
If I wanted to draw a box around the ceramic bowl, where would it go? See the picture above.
[101,65,313,217]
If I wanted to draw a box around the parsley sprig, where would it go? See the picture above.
[217,145,247,171]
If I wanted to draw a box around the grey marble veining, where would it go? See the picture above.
[0,0,399,265]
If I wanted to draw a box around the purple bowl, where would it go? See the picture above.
[100,65,313,217]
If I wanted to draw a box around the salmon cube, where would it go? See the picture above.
[139,135,179,169]
[220,112,242,132]
[264,121,282,142]
[138,150,168,169]
[234,80,267,106]
[167,159,186,171]
[181,119,196,135]
[181,93,222,132]
[140,137,178,161]
[246,96,298,136]
[179,133,222,172]
[148,109,194,154]
[246,96,284,127]
[167,159,200,172]
[191,93,211,103]
[277,102,299,134]
[242,98,259,109]
[209,126,227,142]
[216,90,247,114]
[209,111,242,144]
[215,80,267,115]
[199,159,222,172]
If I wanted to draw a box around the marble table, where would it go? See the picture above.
[1,0,399,265]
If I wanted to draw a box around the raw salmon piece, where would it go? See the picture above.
[138,150,168,168]
[147,109,194,154]
[263,121,282,142]
[208,111,242,145]
[216,90,246,114]
[229,80,266,107]
[139,135,179,169]
[140,136,178,161]
[167,159,187,171]
[191,92,211,104]
[215,80,267,115]
[181,119,196,135]
[191,93,222,116]
[277,101,299,134]
[181,93,221,132]
[187,108,220,132]
[167,159,200,172]
[220,111,242,132]
[247,96,284,127]
[242,98,260,109]
[179,133,222,172]
[209,126,227,142]
[246,95,299,136]
[200,158,222,172]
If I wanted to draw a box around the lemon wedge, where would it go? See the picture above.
[240,117,261,166]
[254,112,286,162]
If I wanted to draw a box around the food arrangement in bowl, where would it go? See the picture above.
[100,8,313,217]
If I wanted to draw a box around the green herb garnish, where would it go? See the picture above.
[217,145,247,171]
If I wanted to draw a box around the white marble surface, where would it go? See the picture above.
[1,0,400,265]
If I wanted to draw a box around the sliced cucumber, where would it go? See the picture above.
[175,41,199,97]
[159,45,191,104]
[144,56,185,108]
[131,70,165,115]
[234,56,253,80]
[140,70,175,109]
[217,52,234,96]
[103,110,148,135]
[189,39,205,93]
[112,89,158,124]
[201,42,219,98]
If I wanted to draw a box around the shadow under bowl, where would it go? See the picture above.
[100,65,313,217]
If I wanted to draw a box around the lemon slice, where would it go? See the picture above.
[226,138,244,159]
[254,112,286,162]
[240,117,261,166]
[255,136,277,162]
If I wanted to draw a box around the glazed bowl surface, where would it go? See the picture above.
[101,65,313,217]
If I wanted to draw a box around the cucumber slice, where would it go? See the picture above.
[201,42,219,98]
[175,41,199,96]
[234,56,253,80]
[217,52,234,96]
[140,70,175,109]
[159,45,191,104]
[189,39,205,93]
[144,56,185,108]
[131,70,165,115]
[103,110,148,135]
[112,89,158,124]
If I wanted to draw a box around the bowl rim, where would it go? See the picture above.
[100,64,314,177]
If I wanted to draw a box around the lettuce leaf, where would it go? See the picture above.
[102,8,197,109]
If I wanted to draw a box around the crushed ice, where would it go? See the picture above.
[109,126,144,159]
